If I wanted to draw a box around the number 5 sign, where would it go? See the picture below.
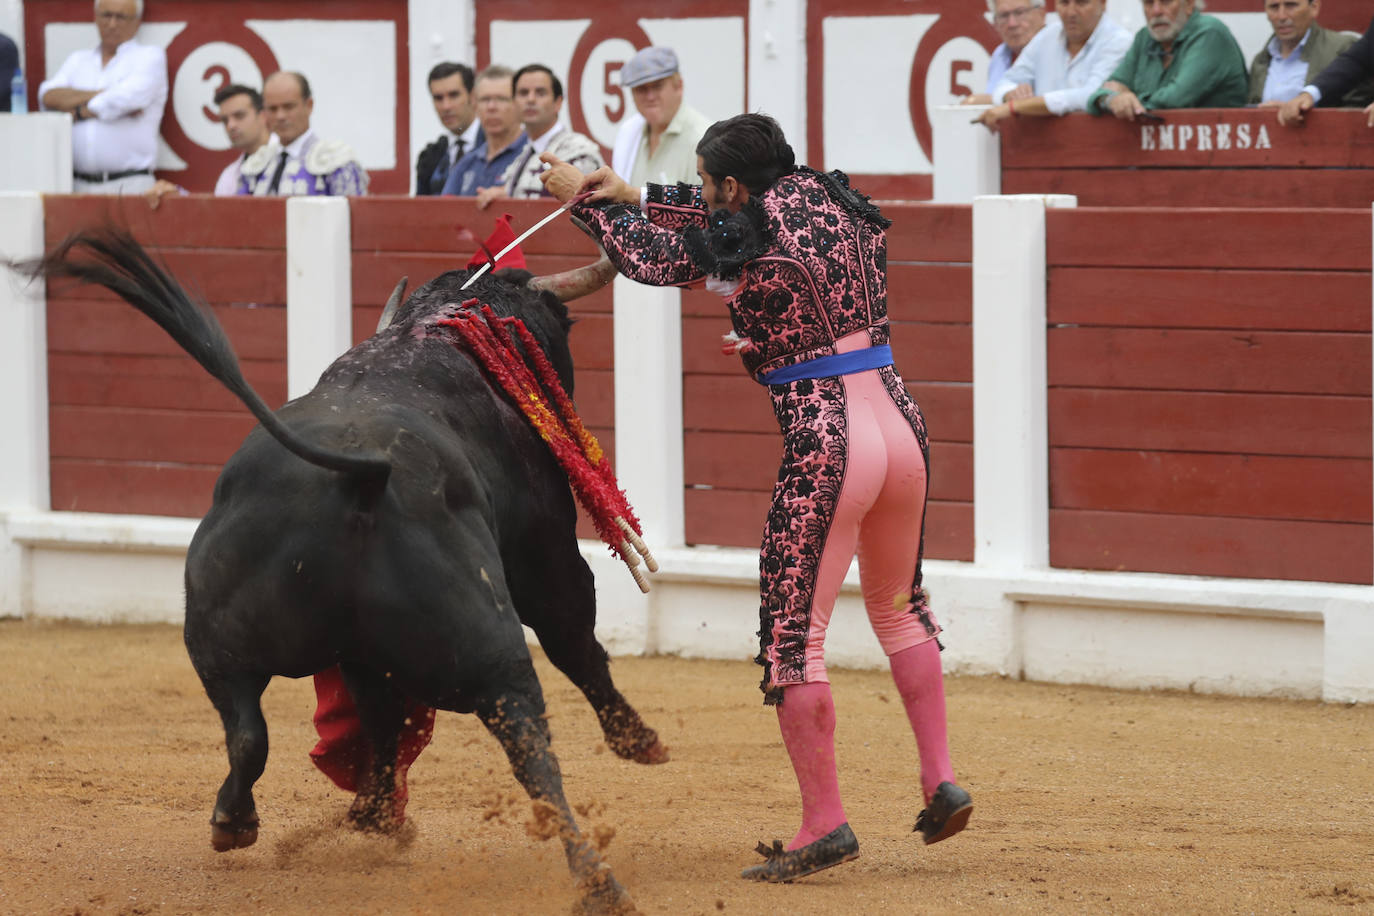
[479,5,748,158]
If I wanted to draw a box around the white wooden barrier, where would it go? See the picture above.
[1,192,1371,704]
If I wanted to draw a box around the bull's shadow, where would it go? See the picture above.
[32,228,663,915]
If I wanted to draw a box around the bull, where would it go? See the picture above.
[32,228,665,914]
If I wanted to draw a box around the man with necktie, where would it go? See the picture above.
[415,62,482,196]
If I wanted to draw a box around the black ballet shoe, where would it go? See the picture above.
[740,822,860,882]
[915,781,973,845]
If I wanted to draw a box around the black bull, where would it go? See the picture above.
[34,230,665,914]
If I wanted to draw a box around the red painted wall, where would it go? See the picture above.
[1045,207,1373,584]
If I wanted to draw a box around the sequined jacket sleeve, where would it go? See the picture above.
[571,182,709,288]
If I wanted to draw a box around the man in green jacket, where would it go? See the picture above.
[1087,0,1248,119]
[1249,0,1371,107]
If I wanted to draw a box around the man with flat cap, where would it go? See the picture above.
[612,45,711,186]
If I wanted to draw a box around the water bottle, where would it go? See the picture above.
[9,66,25,114]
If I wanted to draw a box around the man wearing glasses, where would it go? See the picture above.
[441,65,527,198]
[966,0,1047,104]
[39,0,167,195]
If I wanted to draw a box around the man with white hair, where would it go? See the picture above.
[39,0,168,195]
[612,46,711,187]
[1086,0,1247,119]
[975,0,1132,128]
[965,0,1047,105]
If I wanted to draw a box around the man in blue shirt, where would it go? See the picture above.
[442,65,526,199]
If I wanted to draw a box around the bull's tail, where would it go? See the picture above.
[31,228,391,483]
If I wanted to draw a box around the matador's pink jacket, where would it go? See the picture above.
[570,167,894,382]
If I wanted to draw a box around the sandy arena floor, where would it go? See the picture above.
[1,619,1371,915]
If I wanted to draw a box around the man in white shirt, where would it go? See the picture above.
[484,64,604,208]
[965,0,1048,105]
[38,0,168,195]
[975,0,1132,128]
[239,71,368,197]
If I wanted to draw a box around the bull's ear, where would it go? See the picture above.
[375,276,408,332]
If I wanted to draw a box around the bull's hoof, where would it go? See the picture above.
[210,819,259,852]
[575,864,638,916]
[607,730,669,765]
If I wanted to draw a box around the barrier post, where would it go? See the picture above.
[932,105,1001,203]
[286,197,353,399]
[601,276,686,653]
[971,193,1076,570]
[0,192,49,616]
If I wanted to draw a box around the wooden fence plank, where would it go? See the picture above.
[47,299,286,361]
[885,204,971,263]
[47,354,286,411]
[999,109,1374,169]
[1048,328,1370,395]
[1050,508,1372,584]
[49,460,219,518]
[1005,167,1374,209]
[350,197,602,257]
[44,248,286,304]
[43,194,286,249]
[684,489,973,560]
[1046,208,1369,270]
[1050,448,1371,523]
[684,431,973,502]
[1049,268,1371,332]
[49,406,256,465]
[1048,389,1371,457]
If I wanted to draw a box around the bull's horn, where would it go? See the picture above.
[526,253,616,302]
[375,276,409,331]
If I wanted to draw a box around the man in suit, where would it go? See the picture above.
[414,62,480,196]
[1277,13,1374,124]
[1250,0,1370,107]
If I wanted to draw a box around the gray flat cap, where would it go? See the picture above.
[621,46,679,88]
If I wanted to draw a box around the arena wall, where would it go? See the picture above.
[3,189,1372,704]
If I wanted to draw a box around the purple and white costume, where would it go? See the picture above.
[239,129,369,197]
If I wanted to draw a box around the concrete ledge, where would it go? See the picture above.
[6,510,1371,703]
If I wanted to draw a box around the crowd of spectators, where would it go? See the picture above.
[18,0,1374,201]
[969,0,1374,131]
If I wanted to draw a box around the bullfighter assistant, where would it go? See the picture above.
[540,113,973,882]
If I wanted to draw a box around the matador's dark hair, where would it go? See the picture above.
[695,112,797,196]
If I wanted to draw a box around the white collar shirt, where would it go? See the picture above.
[992,16,1133,114]
[986,43,1014,93]
[38,38,168,174]
[451,120,481,165]
[1260,29,1313,103]
[214,154,245,196]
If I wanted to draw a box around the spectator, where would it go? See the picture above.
[240,71,368,196]
[976,0,1132,129]
[143,83,270,208]
[38,0,168,195]
[1277,14,1374,125]
[1,32,18,113]
[612,46,711,186]
[1087,0,1248,120]
[441,65,525,198]
[492,64,604,207]
[415,62,480,196]
[964,0,1048,105]
[1250,0,1368,106]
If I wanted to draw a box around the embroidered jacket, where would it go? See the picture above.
[239,132,369,196]
[571,167,891,382]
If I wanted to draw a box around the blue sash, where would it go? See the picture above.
[757,345,894,385]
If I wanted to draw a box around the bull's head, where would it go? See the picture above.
[375,254,614,334]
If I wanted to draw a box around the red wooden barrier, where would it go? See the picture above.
[43,195,287,518]
[1046,207,1372,584]
[682,203,975,561]
[1000,109,1374,208]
